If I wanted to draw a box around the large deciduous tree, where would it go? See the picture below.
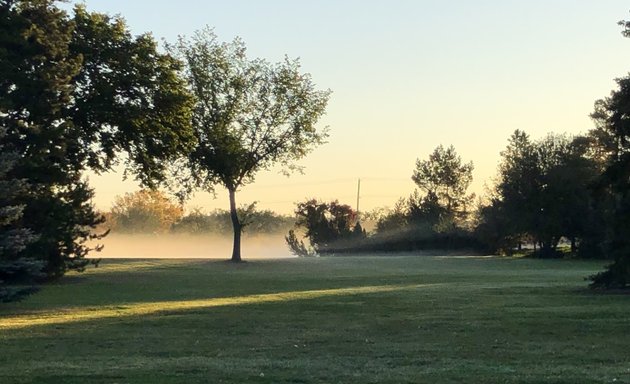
[169,29,330,262]
[0,0,193,279]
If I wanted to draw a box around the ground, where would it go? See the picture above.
[0,255,628,383]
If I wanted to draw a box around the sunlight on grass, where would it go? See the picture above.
[434,256,499,259]
[0,283,436,331]
[82,260,190,274]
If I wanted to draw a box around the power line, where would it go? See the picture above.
[356,178,361,214]
[239,177,411,190]
[250,178,357,189]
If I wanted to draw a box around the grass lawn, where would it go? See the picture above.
[0,255,628,383]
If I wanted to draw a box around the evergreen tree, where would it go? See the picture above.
[589,29,630,286]
[0,127,41,301]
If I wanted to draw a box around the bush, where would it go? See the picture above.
[285,229,316,257]
[287,199,365,254]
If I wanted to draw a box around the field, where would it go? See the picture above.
[1,255,629,383]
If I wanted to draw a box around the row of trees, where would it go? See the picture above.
[287,115,629,288]
[1,1,329,300]
[477,45,630,288]
[105,190,293,235]
[477,132,602,257]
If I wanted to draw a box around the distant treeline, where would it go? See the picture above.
[286,128,625,283]
[102,190,295,235]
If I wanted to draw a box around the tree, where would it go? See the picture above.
[493,130,540,250]
[411,145,474,227]
[169,28,331,262]
[528,134,583,256]
[545,135,601,254]
[373,199,409,234]
[0,127,41,301]
[109,190,184,234]
[588,19,630,286]
[0,1,193,278]
[488,131,600,257]
[288,199,363,254]
[475,197,520,255]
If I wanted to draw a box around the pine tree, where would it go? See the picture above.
[0,127,41,301]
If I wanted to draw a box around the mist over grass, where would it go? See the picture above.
[88,233,294,259]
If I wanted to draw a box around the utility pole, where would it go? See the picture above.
[356,178,361,217]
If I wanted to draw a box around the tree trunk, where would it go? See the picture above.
[570,237,577,254]
[540,239,554,258]
[228,187,242,262]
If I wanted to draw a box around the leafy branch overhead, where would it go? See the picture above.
[0,0,194,287]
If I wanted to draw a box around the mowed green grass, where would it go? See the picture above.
[1,256,629,383]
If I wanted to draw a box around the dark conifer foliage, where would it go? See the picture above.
[589,33,630,287]
[0,127,41,301]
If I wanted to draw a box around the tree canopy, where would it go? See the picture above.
[411,145,474,227]
[109,190,184,234]
[0,0,194,280]
[478,130,600,257]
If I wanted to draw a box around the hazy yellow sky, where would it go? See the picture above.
[78,1,630,214]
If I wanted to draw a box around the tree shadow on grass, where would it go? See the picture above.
[0,283,438,331]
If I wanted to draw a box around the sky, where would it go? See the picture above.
[70,0,630,215]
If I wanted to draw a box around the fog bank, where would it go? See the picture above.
[88,233,295,259]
